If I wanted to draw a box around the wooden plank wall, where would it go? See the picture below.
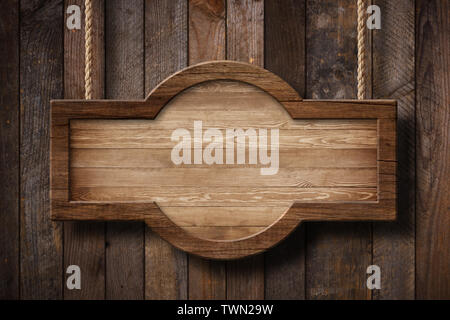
[0,0,448,300]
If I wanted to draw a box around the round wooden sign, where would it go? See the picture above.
[51,61,397,259]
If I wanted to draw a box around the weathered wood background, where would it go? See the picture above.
[0,0,448,299]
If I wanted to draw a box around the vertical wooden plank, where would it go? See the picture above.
[264,0,306,300]
[105,0,144,299]
[416,0,450,300]
[20,0,63,299]
[305,0,372,300]
[63,0,106,300]
[227,255,264,300]
[226,0,265,300]
[265,227,305,300]
[264,0,306,97]
[188,256,226,300]
[372,0,415,300]
[227,0,264,66]
[188,0,227,300]
[0,0,19,300]
[144,0,188,300]
[189,0,226,62]
[363,0,373,100]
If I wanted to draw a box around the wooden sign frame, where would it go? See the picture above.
[51,60,396,259]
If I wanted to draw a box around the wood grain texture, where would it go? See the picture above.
[227,0,264,66]
[0,0,19,300]
[144,0,188,300]
[70,129,378,150]
[105,0,144,299]
[188,255,226,300]
[70,148,377,168]
[70,187,377,205]
[264,0,306,300]
[20,0,63,299]
[305,0,372,300]
[416,0,450,299]
[189,0,225,62]
[63,0,105,300]
[188,0,226,300]
[372,0,415,300]
[226,0,265,300]
[70,168,377,188]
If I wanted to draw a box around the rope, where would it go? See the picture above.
[357,0,366,100]
[84,0,93,99]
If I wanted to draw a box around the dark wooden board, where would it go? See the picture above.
[416,0,450,299]
[20,0,63,299]
[63,0,105,300]
[0,0,19,300]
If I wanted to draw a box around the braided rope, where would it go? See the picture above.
[357,0,366,100]
[84,0,93,99]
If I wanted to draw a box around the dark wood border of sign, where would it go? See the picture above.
[50,60,397,260]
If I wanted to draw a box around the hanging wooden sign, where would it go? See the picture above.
[50,61,396,259]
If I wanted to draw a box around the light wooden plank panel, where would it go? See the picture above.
[182,226,266,241]
[70,128,377,149]
[188,0,231,300]
[71,118,378,131]
[264,0,307,300]
[71,167,377,188]
[68,74,379,246]
[70,186,377,204]
[161,206,288,227]
[70,148,377,168]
